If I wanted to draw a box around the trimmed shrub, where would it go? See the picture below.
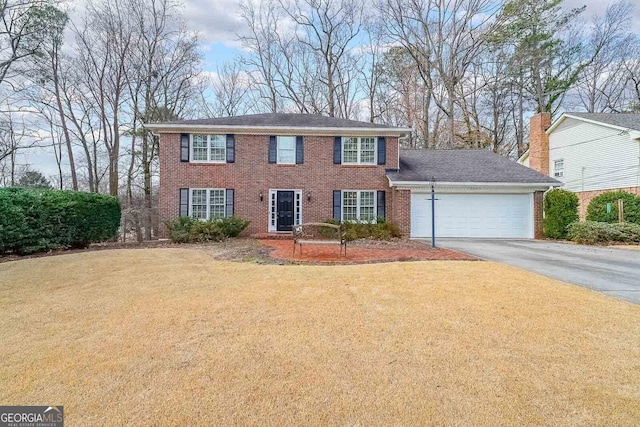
[165,216,250,243]
[0,187,121,255]
[324,218,402,241]
[586,191,640,225]
[218,216,250,237]
[567,221,640,245]
[544,189,579,239]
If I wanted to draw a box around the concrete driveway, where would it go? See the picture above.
[437,239,640,303]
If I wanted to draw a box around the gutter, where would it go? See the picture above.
[388,180,563,189]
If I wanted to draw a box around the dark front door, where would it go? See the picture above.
[276,191,295,231]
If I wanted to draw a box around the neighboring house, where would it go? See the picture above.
[146,114,558,239]
[520,112,640,218]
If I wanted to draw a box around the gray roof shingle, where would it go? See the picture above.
[156,113,402,129]
[565,112,640,132]
[388,149,560,184]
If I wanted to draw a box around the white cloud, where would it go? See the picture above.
[182,0,245,47]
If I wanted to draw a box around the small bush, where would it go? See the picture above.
[544,189,579,239]
[218,216,250,237]
[567,221,640,245]
[165,216,250,243]
[586,191,640,225]
[0,187,121,255]
[323,218,402,241]
[188,220,225,243]
[166,217,193,243]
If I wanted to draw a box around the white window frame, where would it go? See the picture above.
[276,136,296,165]
[554,159,564,178]
[190,134,226,163]
[189,188,226,220]
[341,190,377,223]
[268,189,303,232]
[341,137,377,165]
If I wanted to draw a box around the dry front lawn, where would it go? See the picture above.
[0,249,639,425]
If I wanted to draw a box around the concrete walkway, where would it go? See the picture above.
[437,239,640,303]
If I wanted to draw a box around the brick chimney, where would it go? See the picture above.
[529,112,551,175]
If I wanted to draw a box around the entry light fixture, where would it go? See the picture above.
[259,191,263,202]
[306,191,311,202]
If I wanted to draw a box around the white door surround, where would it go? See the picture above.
[268,189,303,232]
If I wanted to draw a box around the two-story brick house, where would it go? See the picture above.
[146,114,558,239]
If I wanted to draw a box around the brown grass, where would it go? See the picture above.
[0,248,638,426]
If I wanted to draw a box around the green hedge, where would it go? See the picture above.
[567,221,640,245]
[0,188,121,254]
[324,218,402,241]
[544,189,579,239]
[165,216,250,243]
[586,191,640,224]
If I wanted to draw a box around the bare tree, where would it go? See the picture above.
[575,1,635,113]
[207,60,255,117]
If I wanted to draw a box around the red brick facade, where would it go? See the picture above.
[576,186,640,220]
[533,191,544,239]
[158,133,401,236]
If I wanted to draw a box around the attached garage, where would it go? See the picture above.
[387,150,561,239]
[410,192,533,238]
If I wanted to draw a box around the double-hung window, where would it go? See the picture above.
[191,134,226,162]
[277,136,296,164]
[190,189,226,220]
[342,190,376,222]
[342,137,376,165]
[554,159,564,178]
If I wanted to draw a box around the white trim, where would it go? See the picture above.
[553,159,564,178]
[341,136,377,165]
[145,123,411,136]
[388,180,561,192]
[528,193,534,239]
[268,189,303,232]
[189,188,226,220]
[189,134,226,164]
[547,113,639,134]
[517,150,529,164]
[341,190,377,222]
[276,135,296,165]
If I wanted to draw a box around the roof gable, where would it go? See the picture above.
[547,113,640,134]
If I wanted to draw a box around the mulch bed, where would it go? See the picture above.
[0,237,475,265]
[261,239,476,264]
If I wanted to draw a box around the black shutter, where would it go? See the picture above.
[180,133,189,162]
[225,189,234,217]
[226,134,235,163]
[377,137,386,165]
[333,190,342,221]
[296,136,304,164]
[377,191,386,220]
[179,188,189,217]
[333,136,342,164]
[269,136,277,163]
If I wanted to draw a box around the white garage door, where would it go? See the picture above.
[411,193,533,238]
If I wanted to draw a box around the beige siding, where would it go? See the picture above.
[549,119,640,192]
